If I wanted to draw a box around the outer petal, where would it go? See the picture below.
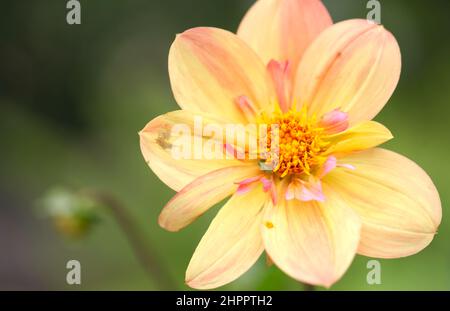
[169,27,272,122]
[139,110,244,191]
[237,0,332,73]
[186,187,267,289]
[325,148,441,258]
[324,121,393,156]
[293,19,401,124]
[262,186,361,287]
[159,165,261,232]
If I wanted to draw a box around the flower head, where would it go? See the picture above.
[39,187,100,239]
[140,0,441,289]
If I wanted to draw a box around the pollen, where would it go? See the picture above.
[259,107,329,178]
[265,221,274,229]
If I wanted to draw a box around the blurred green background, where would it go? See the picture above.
[1,0,449,290]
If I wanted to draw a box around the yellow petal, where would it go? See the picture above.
[159,165,261,232]
[186,187,267,289]
[139,110,244,191]
[293,19,401,124]
[325,148,441,258]
[324,121,393,155]
[169,27,272,122]
[237,0,332,74]
[262,186,361,287]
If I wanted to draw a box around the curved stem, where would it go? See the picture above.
[85,191,177,290]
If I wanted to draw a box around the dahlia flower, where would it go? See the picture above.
[139,0,441,289]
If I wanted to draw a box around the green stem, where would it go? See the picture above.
[86,191,177,290]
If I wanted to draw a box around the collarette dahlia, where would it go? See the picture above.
[139,0,441,289]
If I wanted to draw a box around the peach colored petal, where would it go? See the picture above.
[224,143,247,160]
[262,186,361,287]
[286,177,325,202]
[293,19,401,124]
[235,95,258,121]
[300,178,325,202]
[186,187,267,289]
[159,165,261,232]
[260,177,272,192]
[317,156,337,178]
[285,181,296,201]
[324,121,393,156]
[267,60,292,112]
[169,27,273,122]
[139,110,245,191]
[237,0,332,75]
[319,109,349,134]
[324,148,441,258]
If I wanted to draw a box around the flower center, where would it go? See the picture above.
[260,108,329,178]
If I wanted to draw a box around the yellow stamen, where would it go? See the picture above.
[259,107,329,178]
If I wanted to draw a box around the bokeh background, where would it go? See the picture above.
[1,0,449,290]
